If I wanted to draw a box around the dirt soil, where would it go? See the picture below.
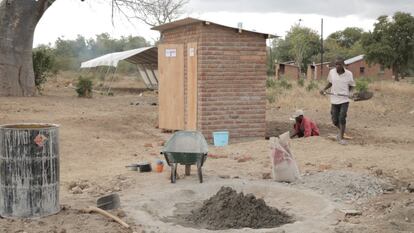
[184,186,292,230]
[0,75,413,233]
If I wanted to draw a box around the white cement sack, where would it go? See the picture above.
[270,131,300,182]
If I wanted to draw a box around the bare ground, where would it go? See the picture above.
[0,75,413,233]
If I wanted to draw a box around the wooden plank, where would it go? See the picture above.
[158,44,185,130]
[186,42,198,130]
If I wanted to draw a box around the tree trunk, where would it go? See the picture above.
[0,0,51,96]
[392,64,399,81]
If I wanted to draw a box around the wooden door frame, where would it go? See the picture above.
[186,42,198,130]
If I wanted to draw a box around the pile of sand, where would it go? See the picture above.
[185,187,292,230]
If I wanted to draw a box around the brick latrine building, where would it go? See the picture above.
[152,18,275,139]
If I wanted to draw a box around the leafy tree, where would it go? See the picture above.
[361,12,414,81]
[32,46,56,93]
[326,27,364,58]
[322,39,364,63]
[321,37,349,62]
[121,35,149,50]
[271,38,293,64]
[271,26,320,74]
[317,27,365,64]
[0,0,187,96]
[286,25,320,73]
[54,35,88,70]
[266,46,276,76]
[328,27,364,48]
[41,33,150,72]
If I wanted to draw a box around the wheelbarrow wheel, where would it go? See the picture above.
[197,161,203,183]
[170,163,177,183]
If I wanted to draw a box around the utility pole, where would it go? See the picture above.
[320,18,324,79]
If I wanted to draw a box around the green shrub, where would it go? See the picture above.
[278,78,293,89]
[359,76,374,83]
[32,48,56,93]
[267,77,293,90]
[356,79,369,92]
[266,77,277,88]
[297,78,305,87]
[76,76,93,98]
[306,80,319,92]
[266,93,276,103]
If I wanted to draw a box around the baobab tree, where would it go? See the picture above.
[0,0,187,96]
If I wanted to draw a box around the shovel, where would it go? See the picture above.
[97,193,120,210]
[82,193,130,229]
[325,91,373,102]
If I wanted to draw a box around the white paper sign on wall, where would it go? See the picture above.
[165,49,177,57]
[189,48,195,57]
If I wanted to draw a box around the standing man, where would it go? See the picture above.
[320,57,355,145]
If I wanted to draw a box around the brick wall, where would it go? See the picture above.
[159,23,267,139]
[276,64,300,79]
[198,24,267,139]
[346,60,393,79]
[307,63,331,80]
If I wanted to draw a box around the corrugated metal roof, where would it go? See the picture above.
[151,17,278,38]
[345,54,364,65]
[312,62,331,66]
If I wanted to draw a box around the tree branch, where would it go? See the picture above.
[36,0,55,22]
[112,0,188,27]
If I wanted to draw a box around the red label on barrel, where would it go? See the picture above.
[34,134,48,147]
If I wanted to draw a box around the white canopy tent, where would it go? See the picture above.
[80,47,158,90]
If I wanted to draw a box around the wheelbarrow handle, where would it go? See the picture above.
[200,153,208,167]
[163,153,171,166]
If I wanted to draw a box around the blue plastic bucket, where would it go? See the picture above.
[213,131,229,146]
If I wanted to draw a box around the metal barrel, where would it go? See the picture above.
[0,123,60,218]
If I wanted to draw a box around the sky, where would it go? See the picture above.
[33,0,414,47]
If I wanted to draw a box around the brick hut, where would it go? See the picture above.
[275,62,300,80]
[345,55,393,79]
[152,18,275,139]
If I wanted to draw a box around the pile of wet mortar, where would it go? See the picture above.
[184,186,293,230]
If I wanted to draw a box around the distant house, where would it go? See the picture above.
[344,55,392,79]
[307,62,331,80]
[275,61,300,79]
[307,55,393,80]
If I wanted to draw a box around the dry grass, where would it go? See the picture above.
[267,79,328,112]
[370,79,414,96]
[51,71,147,89]
[266,78,414,118]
